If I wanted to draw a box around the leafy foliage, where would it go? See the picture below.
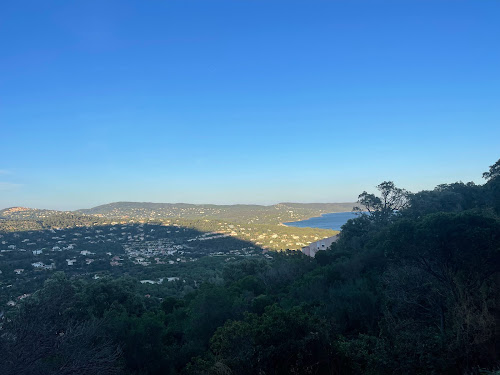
[1,160,500,374]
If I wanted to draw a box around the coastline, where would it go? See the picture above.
[281,210,355,226]
[282,211,359,231]
[281,211,329,227]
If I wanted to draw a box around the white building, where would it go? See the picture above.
[301,235,339,257]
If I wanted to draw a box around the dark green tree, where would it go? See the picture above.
[483,158,500,181]
[354,181,409,223]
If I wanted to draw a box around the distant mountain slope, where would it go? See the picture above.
[0,207,66,220]
[0,207,108,232]
[76,201,358,225]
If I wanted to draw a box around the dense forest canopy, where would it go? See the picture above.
[1,159,499,375]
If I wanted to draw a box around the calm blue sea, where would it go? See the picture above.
[284,211,359,231]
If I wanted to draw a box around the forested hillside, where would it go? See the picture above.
[77,202,357,225]
[1,159,499,375]
[0,212,108,232]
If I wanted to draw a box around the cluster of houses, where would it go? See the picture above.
[1,221,329,300]
[32,261,54,270]
[0,223,268,279]
[139,277,180,284]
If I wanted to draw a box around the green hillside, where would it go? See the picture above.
[1,159,499,375]
[77,201,357,225]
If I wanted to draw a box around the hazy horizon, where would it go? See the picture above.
[1,199,361,212]
[2,0,498,210]
[0,171,491,211]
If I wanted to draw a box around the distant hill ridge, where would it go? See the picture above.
[1,202,357,226]
[77,201,357,212]
[0,207,72,220]
[76,201,358,225]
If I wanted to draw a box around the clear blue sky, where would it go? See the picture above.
[1,0,499,210]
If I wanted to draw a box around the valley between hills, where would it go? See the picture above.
[0,202,353,309]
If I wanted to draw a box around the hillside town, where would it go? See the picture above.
[0,218,336,307]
